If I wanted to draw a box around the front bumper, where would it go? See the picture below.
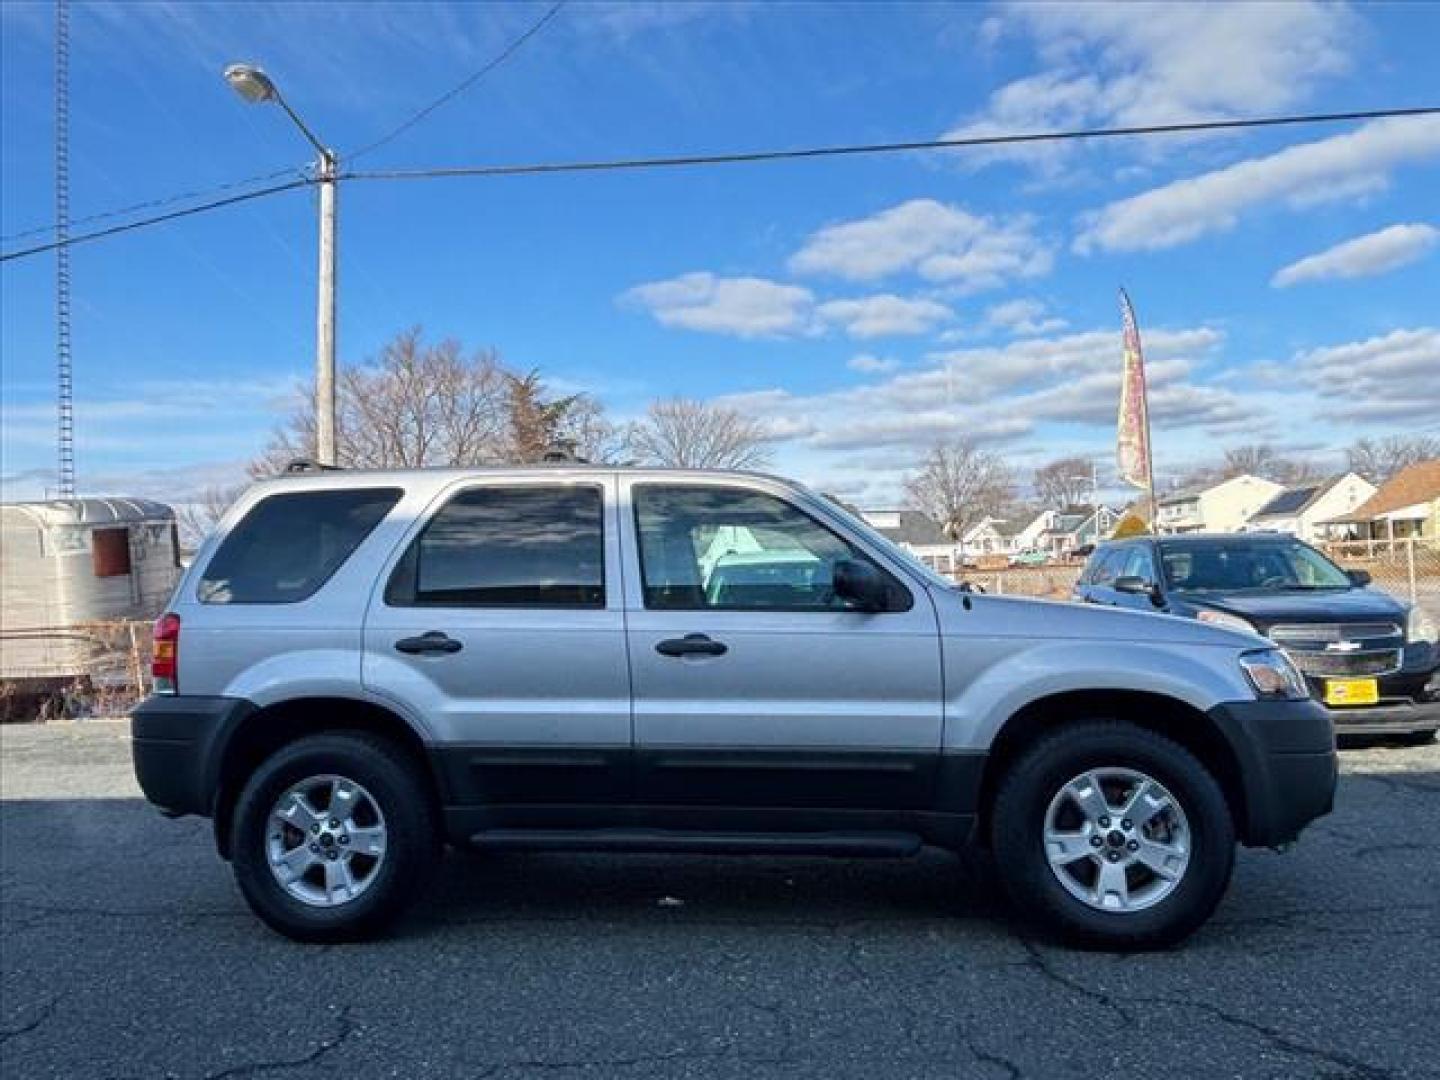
[131,695,254,816]
[1326,696,1440,735]
[1207,698,1337,848]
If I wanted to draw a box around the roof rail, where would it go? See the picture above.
[283,458,344,474]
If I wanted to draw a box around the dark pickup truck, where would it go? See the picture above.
[1076,534,1440,740]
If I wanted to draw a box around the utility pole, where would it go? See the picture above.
[223,64,338,465]
[314,149,338,465]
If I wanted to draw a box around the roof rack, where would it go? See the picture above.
[283,458,344,474]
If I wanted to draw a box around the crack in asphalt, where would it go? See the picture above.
[201,1006,356,1079]
[1020,939,1398,1079]
[0,994,62,1046]
[966,1039,1024,1080]
[1351,841,1440,861]
[468,1042,738,1077]
[1352,771,1440,797]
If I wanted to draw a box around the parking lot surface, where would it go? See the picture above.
[2,722,1438,1080]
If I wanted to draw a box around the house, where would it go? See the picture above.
[1155,474,1284,534]
[1012,509,1057,552]
[957,515,1022,559]
[1322,459,1440,548]
[1034,506,1122,558]
[859,509,963,574]
[1244,472,1376,543]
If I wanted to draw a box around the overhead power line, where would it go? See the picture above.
[346,1,568,163]
[1,2,567,249]
[343,106,1440,182]
[1,165,307,245]
[0,179,311,262]
[3,105,1436,264]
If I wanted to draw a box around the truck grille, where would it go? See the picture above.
[1265,622,1404,680]
[1287,648,1402,678]
[1268,622,1401,644]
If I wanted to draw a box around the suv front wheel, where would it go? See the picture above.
[990,721,1234,951]
[231,732,439,942]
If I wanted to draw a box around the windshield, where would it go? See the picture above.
[1159,539,1352,593]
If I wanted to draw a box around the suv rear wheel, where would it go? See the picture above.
[990,721,1234,951]
[231,732,439,942]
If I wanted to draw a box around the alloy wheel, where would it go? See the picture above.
[1041,767,1191,913]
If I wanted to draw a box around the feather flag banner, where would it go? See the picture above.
[1116,289,1156,516]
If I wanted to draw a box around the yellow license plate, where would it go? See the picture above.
[1324,678,1379,706]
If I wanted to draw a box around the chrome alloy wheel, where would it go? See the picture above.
[266,775,388,907]
[1042,767,1191,913]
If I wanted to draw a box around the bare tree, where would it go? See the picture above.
[1032,456,1093,509]
[1220,444,1281,480]
[624,397,774,470]
[253,329,618,473]
[1347,435,1440,484]
[904,439,1015,539]
[174,484,246,550]
[1218,443,1325,485]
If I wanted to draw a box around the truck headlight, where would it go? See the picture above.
[1239,648,1309,701]
[1198,609,1257,634]
[1407,605,1438,645]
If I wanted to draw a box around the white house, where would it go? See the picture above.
[957,515,1022,559]
[1012,510,1056,553]
[1156,474,1284,534]
[1244,473,1376,542]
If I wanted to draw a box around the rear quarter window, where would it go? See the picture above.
[198,488,401,604]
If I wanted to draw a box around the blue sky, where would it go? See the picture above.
[2,1,1438,507]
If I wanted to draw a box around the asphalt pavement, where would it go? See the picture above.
[2,722,1438,1080]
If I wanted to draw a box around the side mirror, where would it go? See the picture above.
[833,558,888,612]
[1346,569,1371,587]
[1114,575,1163,605]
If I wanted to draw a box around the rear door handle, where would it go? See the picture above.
[395,631,463,655]
[656,633,728,658]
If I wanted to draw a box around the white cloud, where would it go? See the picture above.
[620,272,815,338]
[848,353,900,374]
[985,298,1069,336]
[1272,223,1440,287]
[944,1,1354,172]
[788,199,1053,291]
[817,295,953,338]
[712,324,1239,465]
[1297,327,1440,423]
[1076,116,1440,253]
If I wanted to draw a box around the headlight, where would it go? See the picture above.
[1197,609,1257,634]
[1239,648,1309,701]
[1407,605,1438,645]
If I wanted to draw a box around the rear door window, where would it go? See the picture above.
[199,488,401,604]
[386,485,605,608]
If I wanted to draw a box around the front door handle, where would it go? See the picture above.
[656,633,728,658]
[395,631,463,655]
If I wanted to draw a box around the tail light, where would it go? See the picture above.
[152,613,180,694]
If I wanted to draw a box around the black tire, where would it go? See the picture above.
[990,721,1234,951]
[231,732,439,942]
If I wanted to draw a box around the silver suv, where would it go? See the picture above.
[132,466,1337,949]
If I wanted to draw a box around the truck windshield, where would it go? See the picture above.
[1158,539,1352,593]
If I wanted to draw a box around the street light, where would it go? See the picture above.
[224,63,338,466]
